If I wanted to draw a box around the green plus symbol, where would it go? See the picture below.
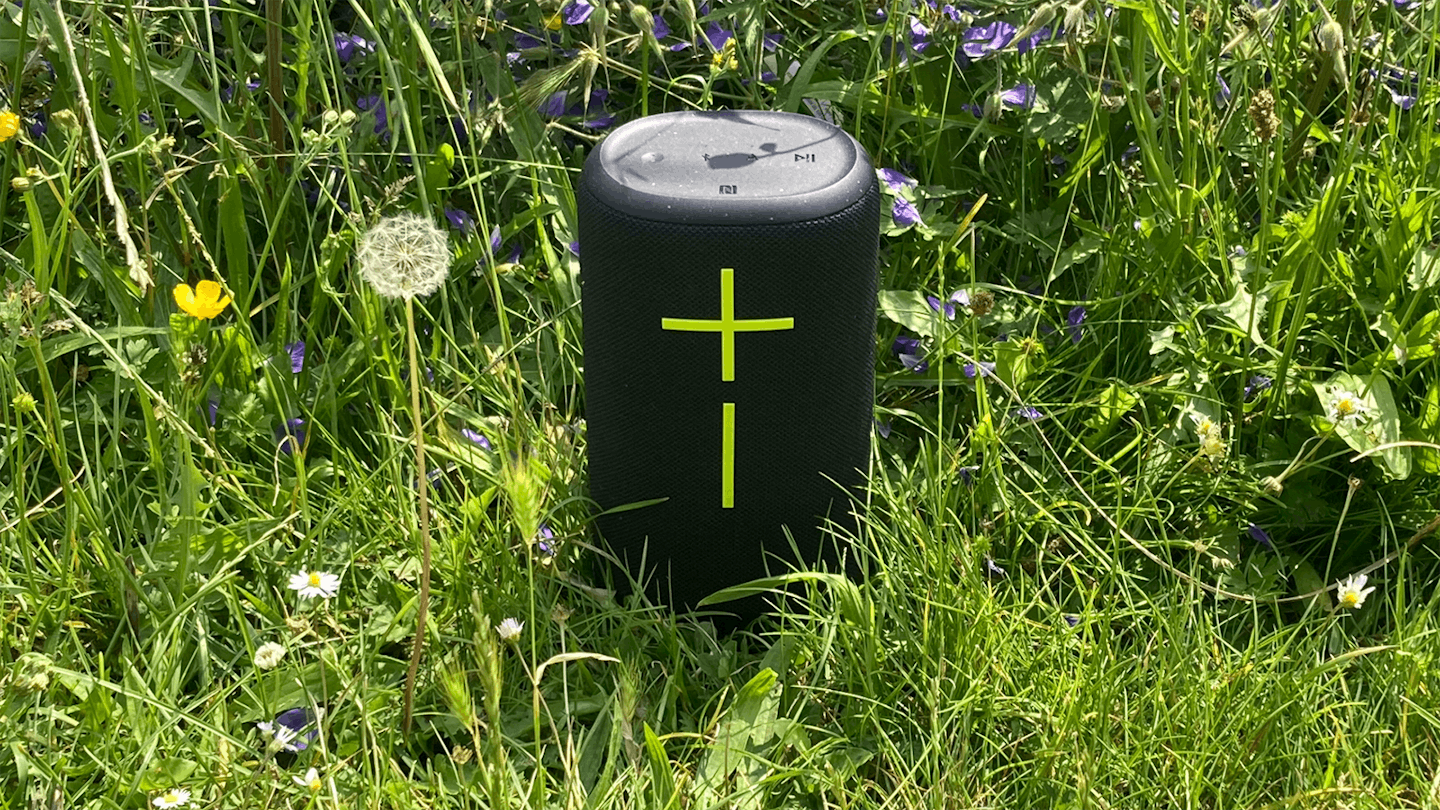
[661,268,794,382]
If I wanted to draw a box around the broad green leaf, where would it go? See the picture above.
[1409,246,1440,291]
[1312,372,1409,479]
[878,289,940,338]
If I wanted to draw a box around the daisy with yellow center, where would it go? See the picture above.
[294,767,324,792]
[0,110,20,143]
[288,569,341,599]
[173,280,232,320]
[1328,390,1368,426]
[152,788,191,808]
[1335,573,1376,610]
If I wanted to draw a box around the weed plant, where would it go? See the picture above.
[3,0,1440,807]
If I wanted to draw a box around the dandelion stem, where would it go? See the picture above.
[401,296,432,734]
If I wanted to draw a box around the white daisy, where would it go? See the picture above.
[1336,573,1376,610]
[152,788,190,808]
[257,721,301,753]
[288,569,340,599]
[496,617,524,642]
[253,641,286,670]
[1328,390,1369,426]
[294,767,324,792]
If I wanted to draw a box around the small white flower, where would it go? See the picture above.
[152,788,191,808]
[253,641,286,670]
[1328,390,1369,425]
[355,212,452,299]
[1336,573,1376,610]
[294,767,324,792]
[257,721,302,753]
[496,617,524,642]
[288,569,341,599]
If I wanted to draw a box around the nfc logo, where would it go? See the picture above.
[718,184,738,194]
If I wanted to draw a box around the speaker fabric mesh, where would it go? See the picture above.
[580,179,880,619]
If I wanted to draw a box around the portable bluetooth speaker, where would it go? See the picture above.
[579,110,879,621]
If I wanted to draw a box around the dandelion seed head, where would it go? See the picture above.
[356,213,452,299]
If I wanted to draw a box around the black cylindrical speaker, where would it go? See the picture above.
[579,110,878,620]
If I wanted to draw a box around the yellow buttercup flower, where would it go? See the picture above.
[0,110,20,143]
[173,280,231,320]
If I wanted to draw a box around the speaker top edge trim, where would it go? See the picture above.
[581,110,877,226]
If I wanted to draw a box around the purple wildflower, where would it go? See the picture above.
[999,84,1036,110]
[652,14,671,37]
[940,4,963,22]
[568,240,581,257]
[909,17,932,52]
[1066,305,1086,345]
[561,0,594,25]
[959,102,984,117]
[1013,406,1043,420]
[1247,523,1273,549]
[892,197,922,227]
[1063,614,1080,627]
[462,429,492,450]
[356,95,389,139]
[958,20,1016,63]
[536,524,556,557]
[566,88,615,129]
[333,32,374,63]
[958,465,978,486]
[892,335,929,373]
[763,32,783,51]
[203,393,220,427]
[927,289,970,319]
[875,419,893,439]
[272,707,319,751]
[1385,84,1417,110]
[963,362,996,379]
[220,78,261,103]
[1244,375,1272,402]
[445,208,477,237]
[276,418,305,455]
[514,30,549,49]
[1016,25,1060,54]
[27,109,46,139]
[880,167,917,191]
[1216,72,1232,107]
[539,91,569,118]
[285,341,305,373]
[984,557,1007,578]
[705,20,733,51]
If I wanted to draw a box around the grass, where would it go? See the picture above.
[3,0,1440,807]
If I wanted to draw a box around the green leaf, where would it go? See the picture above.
[878,290,940,338]
[1409,246,1440,292]
[1312,372,1409,479]
[139,759,197,791]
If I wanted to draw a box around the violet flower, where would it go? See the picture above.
[1247,523,1273,549]
[984,557,1007,578]
[536,524,556,557]
[568,241,581,257]
[561,0,594,25]
[1013,406,1043,420]
[445,208,477,236]
[705,20,733,51]
[957,20,1016,65]
[958,465,979,486]
[462,428,492,450]
[333,32,374,64]
[875,419,893,439]
[892,197,922,227]
[999,84,1036,110]
[1066,305,1086,345]
[963,362,996,379]
[277,418,305,455]
[1244,374,1272,402]
[1016,25,1060,54]
[892,335,928,373]
[285,341,305,373]
[880,167,917,191]
[927,289,970,319]
[909,17,932,53]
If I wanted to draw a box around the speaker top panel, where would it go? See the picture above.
[581,110,875,225]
